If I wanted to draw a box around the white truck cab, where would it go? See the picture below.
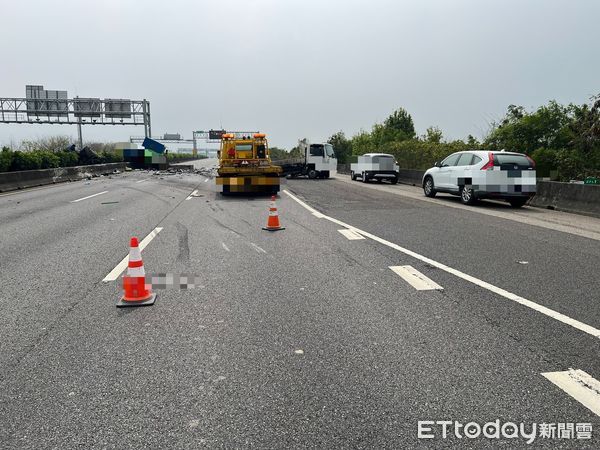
[280,139,338,179]
[300,139,337,179]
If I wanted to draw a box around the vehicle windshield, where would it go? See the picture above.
[310,144,324,157]
[324,144,335,158]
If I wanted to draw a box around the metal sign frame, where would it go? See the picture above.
[0,96,151,149]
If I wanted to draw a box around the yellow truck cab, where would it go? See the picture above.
[216,133,281,194]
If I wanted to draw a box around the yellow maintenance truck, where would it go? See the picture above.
[216,133,281,194]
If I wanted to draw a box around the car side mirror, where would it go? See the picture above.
[434,161,441,168]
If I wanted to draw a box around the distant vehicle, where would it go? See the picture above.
[276,139,337,179]
[216,133,281,194]
[422,150,536,207]
[350,153,399,184]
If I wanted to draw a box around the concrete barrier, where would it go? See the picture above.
[0,163,128,192]
[169,156,205,163]
[337,163,351,174]
[530,181,600,218]
[397,169,425,186]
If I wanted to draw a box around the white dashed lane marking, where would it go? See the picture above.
[542,369,600,416]
[102,227,163,282]
[185,189,199,200]
[250,243,267,254]
[70,191,108,203]
[338,229,365,240]
[283,189,600,339]
[390,265,443,291]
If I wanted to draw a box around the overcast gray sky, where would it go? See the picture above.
[1,0,599,149]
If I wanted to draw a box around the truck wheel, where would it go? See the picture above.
[323,171,330,179]
[351,170,356,181]
[390,177,398,185]
[362,172,368,183]
[308,169,318,179]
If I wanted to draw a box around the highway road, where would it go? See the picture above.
[1,159,600,448]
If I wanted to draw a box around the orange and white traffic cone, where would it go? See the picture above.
[262,195,285,231]
[116,237,157,307]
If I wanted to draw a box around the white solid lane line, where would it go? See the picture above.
[185,189,199,200]
[70,191,108,203]
[338,229,365,240]
[136,179,148,183]
[250,243,267,254]
[283,189,600,339]
[102,227,163,282]
[542,369,600,416]
[390,265,443,291]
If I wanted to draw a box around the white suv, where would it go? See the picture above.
[422,151,536,208]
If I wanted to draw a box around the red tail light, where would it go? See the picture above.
[480,152,495,170]
[227,148,235,158]
[526,155,536,169]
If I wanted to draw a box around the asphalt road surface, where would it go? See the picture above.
[1,160,600,449]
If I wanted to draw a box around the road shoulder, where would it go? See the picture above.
[333,174,600,241]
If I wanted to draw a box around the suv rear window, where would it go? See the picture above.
[494,154,533,169]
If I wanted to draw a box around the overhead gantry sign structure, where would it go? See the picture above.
[0,85,151,149]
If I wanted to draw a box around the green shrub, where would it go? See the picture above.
[555,149,586,180]
[0,148,13,172]
[11,151,42,171]
[99,151,123,163]
[38,151,60,169]
[377,139,472,170]
[530,148,559,178]
[56,151,79,167]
